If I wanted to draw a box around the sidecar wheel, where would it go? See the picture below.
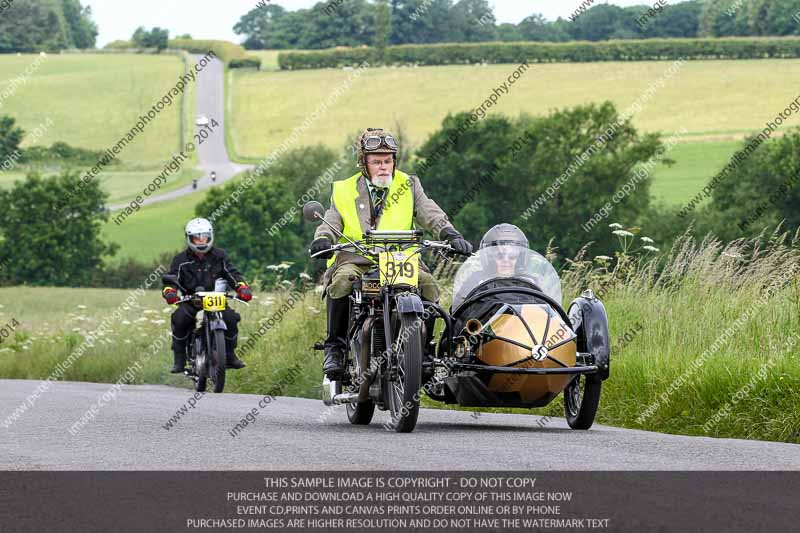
[346,400,375,425]
[563,375,601,430]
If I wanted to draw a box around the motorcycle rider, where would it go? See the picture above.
[310,128,473,379]
[162,218,253,373]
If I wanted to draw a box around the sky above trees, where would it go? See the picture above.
[84,0,688,47]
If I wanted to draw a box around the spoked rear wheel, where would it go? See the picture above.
[347,399,376,425]
[345,342,376,426]
[210,330,226,394]
[384,313,423,433]
[564,374,602,430]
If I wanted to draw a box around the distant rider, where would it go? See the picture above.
[162,218,253,373]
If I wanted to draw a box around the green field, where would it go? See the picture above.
[0,53,191,166]
[230,59,800,159]
[0,167,202,206]
[649,140,739,206]
[103,194,198,262]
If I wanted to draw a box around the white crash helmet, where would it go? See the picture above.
[185,218,214,254]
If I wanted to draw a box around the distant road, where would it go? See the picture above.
[2,380,799,470]
[108,55,252,211]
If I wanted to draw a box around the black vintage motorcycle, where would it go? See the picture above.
[305,201,611,433]
[162,274,249,394]
[304,201,468,432]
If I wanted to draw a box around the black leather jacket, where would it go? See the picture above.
[163,248,246,295]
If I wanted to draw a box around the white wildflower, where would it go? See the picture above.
[609,223,623,229]
[121,320,131,325]
[77,305,87,309]
[612,230,634,238]
[150,319,166,325]
[641,237,654,243]
[643,245,660,252]
[162,308,172,314]
[299,273,312,281]
[594,255,613,262]
[143,310,157,315]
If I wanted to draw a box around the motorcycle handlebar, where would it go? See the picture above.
[309,240,473,259]
[172,293,250,306]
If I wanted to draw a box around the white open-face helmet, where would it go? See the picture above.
[185,218,214,254]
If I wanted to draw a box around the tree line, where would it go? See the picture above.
[0,102,797,286]
[0,0,96,53]
[234,0,800,51]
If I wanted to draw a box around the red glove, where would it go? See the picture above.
[236,283,253,302]
[163,287,179,305]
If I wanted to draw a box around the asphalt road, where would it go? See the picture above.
[2,379,799,471]
[108,55,252,211]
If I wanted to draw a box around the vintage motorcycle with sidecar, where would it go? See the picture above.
[305,201,610,432]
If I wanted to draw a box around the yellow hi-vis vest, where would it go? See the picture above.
[328,170,414,266]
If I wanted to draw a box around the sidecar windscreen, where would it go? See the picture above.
[452,248,563,310]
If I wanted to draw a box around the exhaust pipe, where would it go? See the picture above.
[464,319,483,337]
[322,377,359,406]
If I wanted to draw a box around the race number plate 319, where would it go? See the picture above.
[202,293,226,312]
[379,250,419,287]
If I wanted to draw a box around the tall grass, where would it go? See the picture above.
[1,228,799,442]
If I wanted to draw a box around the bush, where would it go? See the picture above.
[278,36,800,69]
[21,142,121,167]
[229,57,263,70]
[0,172,117,286]
[169,38,247,65]
[91,252,178,289]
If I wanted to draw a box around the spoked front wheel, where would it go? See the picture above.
[194,346,208,393]
[384,313,423,433]
[210,329,226,394]
[564,374,602,430]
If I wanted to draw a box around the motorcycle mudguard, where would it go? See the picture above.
[209,317,228,331]
[396,294,424,315]
[568,294,610,380]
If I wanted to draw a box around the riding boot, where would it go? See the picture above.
[226,352,246,369]
[323,296,350,378]
[223,331,245,369]
[170,350,186,374]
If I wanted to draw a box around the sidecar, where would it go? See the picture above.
[430,246,610,429]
